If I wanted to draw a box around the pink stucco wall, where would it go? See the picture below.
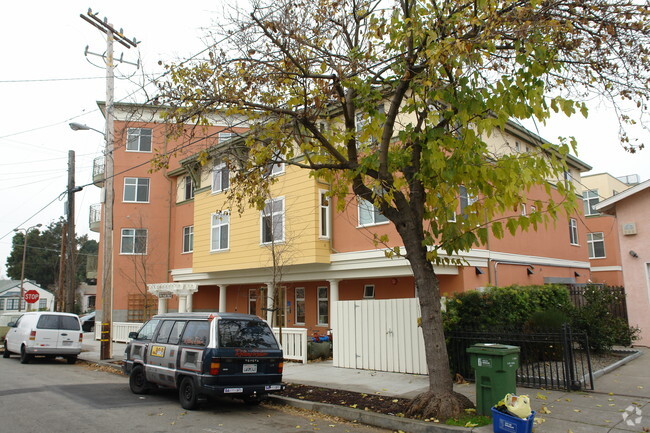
[613,188,650,346]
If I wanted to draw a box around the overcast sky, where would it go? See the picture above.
[1,1,648,279]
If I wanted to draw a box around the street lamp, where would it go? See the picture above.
[70,119,114,360]
[13,224,43,312]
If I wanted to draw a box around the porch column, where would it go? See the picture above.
[265,282,274,324]
[177,284,199,313]
[218,285,228,312]
[157,297,168,315]
[187,290,194,312]
[328,279,340,364]
[178,295,188,313]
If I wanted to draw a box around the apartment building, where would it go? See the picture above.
[91,103,592,336]
[580,173,639,285]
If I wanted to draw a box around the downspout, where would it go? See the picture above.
[492,261,536,287]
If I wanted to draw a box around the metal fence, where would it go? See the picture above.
[447,325,593,391]
[567,284,629,325]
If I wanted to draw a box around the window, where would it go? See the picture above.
[295,288,305,324]
[88,295,96,309]
[355,104,384,146]
[317,287,328,325]
[319,191,330,239]
[569,218,579,245]
[583,189,600,216]
[521,204,527,216]
[181,321,210,346]
[459,186,477,216]
[126,128,152,152]
[261,198,284,243]
[155,320,175,343]
[218,319,279,349]
[363,285,375,299]
[183,226,194,253]
[0,299,4,310]
[123,177,150,203]
[6,299,18,310]
[38,299,46,310]
[168,321,187,345]
[135,319,160,340]
[219,131,236,142]
[183,176,194,200]
[121,228,147,254]
[212,163,229,193]
[358,198,388,226]
[264,151,285,177]
[210,212,230,251]
[248,289,257,315]
[587,232,606,258]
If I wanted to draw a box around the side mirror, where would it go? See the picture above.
[128,331,139,339]
[7,322,16,328]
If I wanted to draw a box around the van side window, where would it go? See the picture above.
[168,321,187,345]
[155,320,175,344]
[181,321,210,347]
[37,315,60,329]
[136,319,160,340]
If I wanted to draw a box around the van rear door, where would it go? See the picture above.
[214,318,283,386]
[57,315,82,350]
[35,315,63,349]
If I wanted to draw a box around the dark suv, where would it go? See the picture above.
[123,312,284,409]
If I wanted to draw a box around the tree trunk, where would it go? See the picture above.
[395,218,473,420]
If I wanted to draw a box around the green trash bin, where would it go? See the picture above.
[467,343,520,416]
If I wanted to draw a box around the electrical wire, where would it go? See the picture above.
[0,76,105,83]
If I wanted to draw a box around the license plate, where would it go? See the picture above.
[265,385,282,391]
[62,341,72,346]
[224,388,243,394]
[242,364,257,373]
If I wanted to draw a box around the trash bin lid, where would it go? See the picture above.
[466,343,520,355]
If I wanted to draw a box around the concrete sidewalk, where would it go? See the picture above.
[79,334,650,432]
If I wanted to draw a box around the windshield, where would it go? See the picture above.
[218,319,279,350]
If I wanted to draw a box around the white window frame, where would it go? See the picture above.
[319,190,330,239]
[248,289,257,315]
[219,131,236,142]
[120,228,148,255]
[521,204,527,216]
[363,284,375,299]
[587,232,606,259]
[182,226,194,253]
[212,163,230,193]
[583,189,600,216]
[261,197,285,244]
[295,287,306,325]
[126,128,153,152]
[317,286,329,326]
[123,177,150,203]
[358,198,389,227]
[183,176,194,200]
[569,218,579,246]
[38,299,47,310]
[264,151,285,177]
[210,212,230,252]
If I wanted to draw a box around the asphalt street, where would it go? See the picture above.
[0,355,390,433]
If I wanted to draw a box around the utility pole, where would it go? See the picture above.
[80,8,138,360]
[57,226,67,311]
[65,150,77,313]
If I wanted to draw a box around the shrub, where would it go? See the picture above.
[569,285,639,353]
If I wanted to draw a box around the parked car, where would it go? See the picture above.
[3,312,82,364]
[0,313,23,344]
[123,312,285,410]
[79,311,95,332]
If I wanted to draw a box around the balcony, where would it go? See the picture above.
[89,203,101,233]
[92,156,105,187]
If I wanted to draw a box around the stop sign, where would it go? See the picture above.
[24,290,40,304]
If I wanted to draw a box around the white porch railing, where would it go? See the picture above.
[94,322,308,363]
[273,327,308,364]
[94,322,142,343]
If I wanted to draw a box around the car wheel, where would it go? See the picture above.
[66,355,77,364]
[179,376,199,410]
[129,365,151,394]
[20,345,31,364]
[2,342,9,358]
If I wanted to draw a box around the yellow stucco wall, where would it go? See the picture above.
[191,164,331,272]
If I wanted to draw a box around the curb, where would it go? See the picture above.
[269,395,476,433]
[591,349,642,380]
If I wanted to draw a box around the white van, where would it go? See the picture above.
[3,312,82,364]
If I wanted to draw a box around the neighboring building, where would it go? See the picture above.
[580,173,637,285]
[595,179,650,345]
[90,103,593,337]
[0,280,55,312]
